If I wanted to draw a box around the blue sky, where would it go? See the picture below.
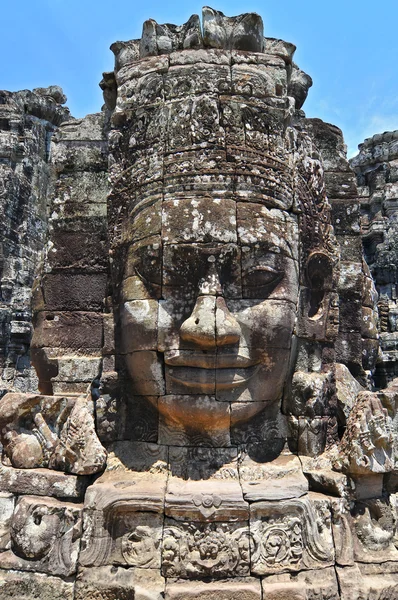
[1,0,397,157]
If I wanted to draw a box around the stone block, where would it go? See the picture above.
[336,564,398,600]
[32,311,103,350]
[105,441,168,473]
[168,446,239,480]
[123,197,162,243]
[165,478,248,521]
[349,495,398,561]
[337,234,364,262]
[51,136,107,172]
[162,242,241,298]
[120,300,158,352]
[124,393,160,442]
[124,351,164,395]
[330,198,361,235]
[166,578,261,600]
[162,197,237,244]
[164,64,231,100]
[0,492,15,550]
[158,394,231,446]
[103,312,115,355]
[0,464,89,498]
[232,62,287,98]
[54,170,108,209]
[238,454,308,502]
[230,405,287,458]
[335,332,363,369]
[46,218,108,271]
[75,566,165,600]
[324,171,358,199]
[123,235,162,289]
[0,570,75,600]
[53,355,101,382]
[40,273,107,311]
[81,476,166,567]
[262,566,339,599]
[250,494,334,575]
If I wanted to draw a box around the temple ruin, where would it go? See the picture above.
[0,7,398,599]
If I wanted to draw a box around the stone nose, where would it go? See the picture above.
[179,296,241,349]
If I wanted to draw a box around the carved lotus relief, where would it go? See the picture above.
[192,493,223,518]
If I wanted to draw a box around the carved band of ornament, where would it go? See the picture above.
[225,148,290,168]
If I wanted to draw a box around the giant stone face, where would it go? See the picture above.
[120,199,299,432]
[108,15,325,442]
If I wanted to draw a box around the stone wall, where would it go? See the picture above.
[30,112,109,397]
[0,88,69,396]
[351,131,398,386]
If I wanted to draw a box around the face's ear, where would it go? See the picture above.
[296,251,339,341]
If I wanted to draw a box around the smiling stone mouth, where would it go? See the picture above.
[164,351,260,369]
[165,364,260,390]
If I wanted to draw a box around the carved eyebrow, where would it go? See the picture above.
[241,265,281,277]
[241,241,295,257]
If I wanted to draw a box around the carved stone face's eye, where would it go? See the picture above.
[242,265,284,298]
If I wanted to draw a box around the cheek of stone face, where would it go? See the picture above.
[215,300,296,403]
[120,300,158,353]
[158,293,199,352]
[124,351,165,396]
[227,298,297,349]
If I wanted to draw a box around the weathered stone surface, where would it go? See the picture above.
[166,578,261,600]
[80,470,167,567]
[238,453,308,501]
[3,6,398,599]
[165,478,248,521]
[0,392,107,474]
[0,463,89,498]
[0,89,70,397]
[336,564,398,600]
[250,494,334,575]
[0,491,15,550]
[162,518,250,578]
[75,566,165,600]
[0,494,82,576]
[262,566,339,599]
[0,570,75,600]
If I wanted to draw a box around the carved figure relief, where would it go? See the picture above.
[162,521,250,578]
[0,393,107,475]
[250,497,334,575]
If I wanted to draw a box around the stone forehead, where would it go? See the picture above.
[130,198,298,253]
